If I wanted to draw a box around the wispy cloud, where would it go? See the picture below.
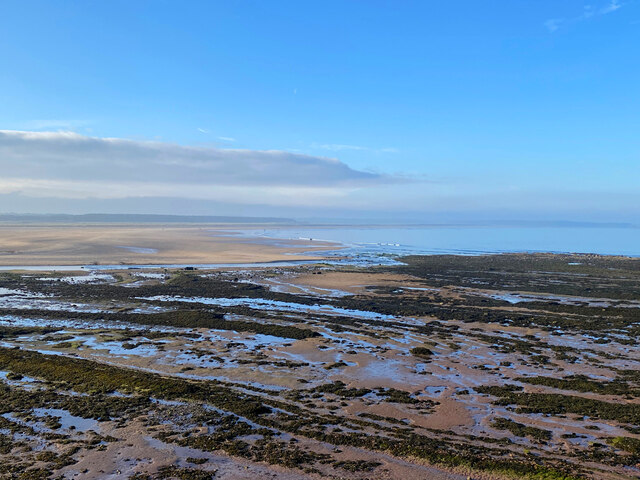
[600,0,623,13]
[197,129,236,142]
[544,18,562,32]
[22,119,90,131]
[544,1,625,32]
[312,143,367,152]
[311,143,398,154]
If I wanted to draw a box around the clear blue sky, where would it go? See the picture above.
[0,0,638,222]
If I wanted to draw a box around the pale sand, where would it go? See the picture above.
[0,224,336,266]
[291,271,429,295]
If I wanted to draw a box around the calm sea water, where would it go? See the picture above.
[242,225,640,258]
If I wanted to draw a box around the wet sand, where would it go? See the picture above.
[0,224,335,266]
[1,253,639,479]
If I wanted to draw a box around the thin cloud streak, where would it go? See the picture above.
[21,119,90,131]
[311,143,398,154]
[544,19,562,32]
[544,0,625,32]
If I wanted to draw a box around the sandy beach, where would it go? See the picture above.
[0,224,336,266]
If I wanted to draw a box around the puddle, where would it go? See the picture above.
[424,386,447,397]
[2,408,99,435]
[0,371,43,390]
[0,288,33,296]
[116,246,159,254]
[0,315,144,332]
[484,291,640,309]
[140,295,394,320]
[133,272,167,279]
[33,408,100,433]
[81,337,160,357]
[0,290,105,313]
[38,273,116,284]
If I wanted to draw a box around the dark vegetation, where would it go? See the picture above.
[394,253,640,300]
[0,308,318,340]
[0,347,584,480]
[491,417,552,442]
[410,346,433,359]
[515,374,640,397]
[375,253,640,336]
[477,385,640,425]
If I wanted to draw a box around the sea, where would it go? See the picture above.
[239,225,640,260]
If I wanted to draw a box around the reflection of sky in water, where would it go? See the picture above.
[0,313,172,331]
[0,371,42,390]
[81,336,160,357]
[0,290,105,313]
[38,273,115,284]
[33,407,100,433]
[117,245,159,254]
[141,295,394,320]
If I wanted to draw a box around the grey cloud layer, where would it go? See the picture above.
[0,130,383,187]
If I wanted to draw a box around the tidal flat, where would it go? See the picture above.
[0,253,639,479]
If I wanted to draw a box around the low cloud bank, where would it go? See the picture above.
[0,130,390,201]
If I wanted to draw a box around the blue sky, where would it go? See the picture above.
[0,0,638,222]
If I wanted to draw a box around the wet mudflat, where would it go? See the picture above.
[0,253,639,479]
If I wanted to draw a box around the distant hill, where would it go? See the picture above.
[0,213,296,224]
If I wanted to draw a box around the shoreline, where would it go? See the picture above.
[0,224,342,267]
[0,260,331,272]
[1,223,638,269]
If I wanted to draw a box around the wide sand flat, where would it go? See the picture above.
[0,224,334,266]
